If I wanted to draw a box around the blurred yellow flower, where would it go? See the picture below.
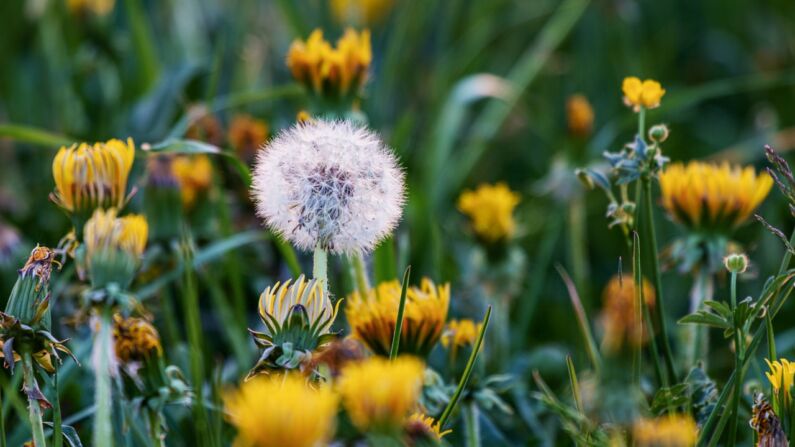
[185,106,223,146]
[346,278,449,357]
[632,414,697,446]
[51,138,135,220]
[566,94,594,137]
[406,412,451,440]
[622,77,665,110]
[600,275,655,353]
[441,319,482,360]
[84,209,148,261]
[286,28,371,98]
[113,314,162,363]
[224,374,338,447]
[228,114,269,161]
[337,356,424,432]
[330,0,394,25]
[171,155,213,208]
[659,161,773,233]
[67,0,115,16]
[457,182,520,242]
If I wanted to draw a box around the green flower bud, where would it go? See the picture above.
[724,253,749,274]
[648,124,670,143]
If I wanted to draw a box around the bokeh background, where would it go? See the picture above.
[1,0,795,444]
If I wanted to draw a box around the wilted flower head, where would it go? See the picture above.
[113,314,162,363]
[249,275,341,375]
[252,119,405,255]
[659,161,773,233]
[457,182,520,243]
[405,412,451,442]
[632,414,697,447]
[750,393,788,447]
[600,275,655,353]
[171,155,213,209]
[441,319,482,360]
[622,77,666,111]
[224,374,338,447]
[331,0,394,25]
[566,94,594,137]
[286,28,372,99]
[83,208,148,290]
[228,114,269,162]
[51,138,135,227]
[337,356,424,432]
[346,278,449,357]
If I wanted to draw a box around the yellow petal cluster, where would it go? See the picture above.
[566,94,594,137]
[406,412,451,440]
[659,161,773,232]
[84,208,148,261]
[171,155,213,208]
[600,275,655,353]
[440,319,482,360]
[632,414,698,447]
[331,0,394,25]
[457,182,520,243]
[337,356,424,432]
[286,28,372,97]
[224,374,338,447]
[113,314,162,363]
[622,77,666,110]
[766,358,795,405]
[52,138,135,217]
[259,276,340,336]
[346,279,449,357]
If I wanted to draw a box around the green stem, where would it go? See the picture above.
[727,271,742,447]
[632,232,643,388]
[352,253,371,295]
[642,177,677,382]
[313,244,328,290]
[568,196,589,300]
[638,106,646,139]
[21,352,46,447]
[389,267,411,360]
[148,409,163,447]
[52,369,62,447]
[0,372,6,447]
[463,403,481,447]
[93,309,114,447]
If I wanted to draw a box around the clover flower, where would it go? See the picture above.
[632,414,698,447]
[83,208,148,290]
[566,94,594,137]
[457,182,520,243]
[252,119,405,255]
[622,77,666,111]
[337,356,424,433]
[441,319,482,361]
[171,155,213,209]
[286,28,371,99]
[346,278,449,357]
[659,161,773,233]
[51,138,135,229]
[224,374,338,447]
[600,275,655,353]
[228,114,269,162]
[113,315,162,363]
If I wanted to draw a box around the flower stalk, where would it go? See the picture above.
[463,402,481,447]
[93,309,115,447]
[313,244,328,292]
[21,351,47,447]
[727,269,743,447]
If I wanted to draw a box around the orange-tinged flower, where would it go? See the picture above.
[600,275,655,353]
[113,314,162,363]
[228,114,269,161]
[331,0,394,25]
[622,77,666,110]
[566,94,594,137]
[171,155,213,208]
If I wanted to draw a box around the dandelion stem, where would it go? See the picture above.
[352,253,370,294]
[313,244,328,290]
[52,369,62,447]
[21,351,46,447]
[728,271,742,447]
[93,308,114,447]
[463,403,481,447]
[389,267,411,360]
[638,106,646,139]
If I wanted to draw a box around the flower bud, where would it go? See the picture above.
[648,124,670,143]
[724,253,749,274]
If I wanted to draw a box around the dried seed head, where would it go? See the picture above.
[252,119,405,255]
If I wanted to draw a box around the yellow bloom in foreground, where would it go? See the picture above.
[659,161,773,233]
[457,183,520,243]
[566,94,594,137]
[171,155,213,208]
[633,414,697,447]
[258,276,339,337]
[766,358,795,404]
[51,138,135,219]
[113,314,162,363]
[331,0,394,25]
[600,275,655,353]
[286,28,372,97]
[441,319,482,360]
[406,412,451,440]
[338,356,424,432]
[346,279,449,357]
[622,76,666,110]
[225,375,338,447]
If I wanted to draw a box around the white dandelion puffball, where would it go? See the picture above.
[252,119,405,255]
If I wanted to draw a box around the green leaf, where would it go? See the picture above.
[650,384,690,416]
[0,123,74,149]
[678,311,731,330]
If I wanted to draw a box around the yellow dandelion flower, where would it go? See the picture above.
[406,412,452,440]
[113,314,162,363]
[224,374,338,447]
[83,208,148,288]
[622,76,666,110]
[330,0,394,25]
[286,28,371,98]
[566,94,594,137]
[171,155,213,208]
[346,279,449,357]
[457,182,520,243]
[766,358,795,406]
[600,275,655,353]
[632,414,698,447]
[659,161,773,233]
[441,319,482,360]
[228,114,269,161]
[337,356,424,432]
[51,138,135,221]
[258,276,339,336]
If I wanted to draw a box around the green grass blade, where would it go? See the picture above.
[0,124,74,149]
[389,266,411,360]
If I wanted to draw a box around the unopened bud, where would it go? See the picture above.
[724,253,748,274]
[648,124,670,143]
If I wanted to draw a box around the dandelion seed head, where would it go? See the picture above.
[252,119,405,255]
